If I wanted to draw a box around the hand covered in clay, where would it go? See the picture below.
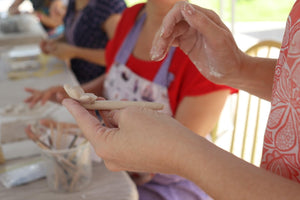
[151,1,245,85]
[24,86,67,108]
[62,98,198,175]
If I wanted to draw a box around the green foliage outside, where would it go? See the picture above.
[124,0,295,22]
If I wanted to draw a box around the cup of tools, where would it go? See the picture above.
[27,120,92,193]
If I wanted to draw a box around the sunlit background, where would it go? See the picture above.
[0,0,295,21]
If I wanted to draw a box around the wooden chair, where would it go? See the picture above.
[212,40,281,166]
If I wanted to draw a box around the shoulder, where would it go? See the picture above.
[122,3,145,20]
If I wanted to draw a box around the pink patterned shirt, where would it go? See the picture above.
[261,0,300,182]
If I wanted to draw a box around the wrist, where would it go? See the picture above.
[233,54,276,100]
[214,49,247,88]
[71,46,81,59]
[166,127,204,177]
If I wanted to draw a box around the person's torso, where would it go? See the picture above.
[63,0,126,84]
[261,0,300,183]
[104,4,233,114]
[64,0,110,48]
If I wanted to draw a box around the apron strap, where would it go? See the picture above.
[153,47,176,86]
[115,13,147,64]
[114,11,176,87]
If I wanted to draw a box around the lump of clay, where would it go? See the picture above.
[64,84,97,104]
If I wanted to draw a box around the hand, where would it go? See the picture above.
[8,5,20,15]
[34,11,45,21]
[151,2,245,85]
[40,39,55,54]
[49,42,77,60]
[40,40,76,60]
[49,0,66,18]
[62,98,197,174]
[24,86,67,108]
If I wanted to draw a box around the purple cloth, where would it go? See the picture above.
[64,0,126,84]
[138,174,211,200]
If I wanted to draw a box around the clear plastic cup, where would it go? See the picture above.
[40,139,92,193]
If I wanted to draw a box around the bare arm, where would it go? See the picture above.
[63,99,300,200]
[62,13,123,63]
[179,133,300,200]
[39,0,66,29]
[102,14,122,39]
[174,90,230,137]
[9,0,24,14]
[230,55,276,101]
[71,46,106,66]
[35,12,63,29]
[44,42,106,66]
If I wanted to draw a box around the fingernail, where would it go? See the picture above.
[183,3,195,15]
[150,47,164,61]
[160,27,165,37]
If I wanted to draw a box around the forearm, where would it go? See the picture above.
[102,14,122,39]
[175,132,300,200]
[11,0,23,7]
[38,14,62,29]
[175,90,230,137]
[72,47,106,66]
[227,55,277,101]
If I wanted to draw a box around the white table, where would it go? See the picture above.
[0,47,79,160]
[0,160,138,200]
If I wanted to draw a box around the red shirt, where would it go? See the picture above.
[105,3,236,114]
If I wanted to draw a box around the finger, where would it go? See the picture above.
[40,91,53,105]
[181,3,228,47]
[161,2,226,38]
[24,88,37,103]
[56,92,68,103]
[159,1,188,38]
[25,87,38,94]
[29,93,43,108]
[46,42,56,53]
[151,20,190,60]
[24,96,34,103]
[39,118,55,128]
[62,98,114,147]
[151,2,188,61]
[151,2,227,60]
[98,110,119,128]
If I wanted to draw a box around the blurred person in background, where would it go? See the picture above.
[9,0,66,33]
[24,0,126,106]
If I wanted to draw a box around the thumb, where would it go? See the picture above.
[62,98,114,148]
[56,91,68,103]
